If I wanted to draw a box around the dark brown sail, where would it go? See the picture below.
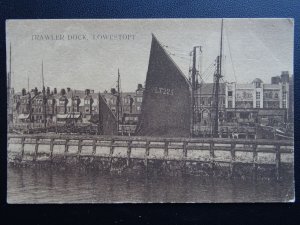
[136,34,192,137]
[90,94,118,135]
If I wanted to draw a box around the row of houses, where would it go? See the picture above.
[9,84,144,130]
[8,71,293,136]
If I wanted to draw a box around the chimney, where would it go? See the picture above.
[61,88,66,96]
[280,71,289,83]
[46,87,50,95]
[271,76,281,85]
[137,83,143,90]
[22,88,26,96]
[85,89,90,96]
[54,88,57,94]
[34,87,38,96]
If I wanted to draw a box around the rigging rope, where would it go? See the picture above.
[225,25,237,83]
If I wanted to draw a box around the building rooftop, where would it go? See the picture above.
[252,78,263,84]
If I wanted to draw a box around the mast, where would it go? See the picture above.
[98,92,103,135]
[191,47,196,135]
[213,19,224,138]
[72,91,74,124]
[191,46,202,136]
[42,61,47,128]
[116,69,120,134]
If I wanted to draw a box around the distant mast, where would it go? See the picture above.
[41,61,47,128]
[97,92,103,135]
[213,19,224,138]
[116,69,121,134]
[191,46,202,136]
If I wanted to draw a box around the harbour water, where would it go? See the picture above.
[7,166,294,203]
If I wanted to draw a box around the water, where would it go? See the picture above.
[7,166,294,203]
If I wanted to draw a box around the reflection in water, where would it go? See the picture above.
[7,166,293,203]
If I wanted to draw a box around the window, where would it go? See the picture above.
[228,91,232,97]
[256,92,260,99]
[137,97,143,103]
[255,82,261,88]
[137,106,141,111]
[84,99,90,104]
[256,101,260,108]
[240,112,249,119]
[283,101,287,108]
[282,91,287,100]
[228,101,232,108]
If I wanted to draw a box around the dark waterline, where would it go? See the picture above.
[7,166,294,203]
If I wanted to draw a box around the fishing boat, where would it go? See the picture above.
[135,34,192,137]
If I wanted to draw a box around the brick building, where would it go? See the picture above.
[12,84,144,133]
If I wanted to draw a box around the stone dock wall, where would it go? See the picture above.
[7,134,294,180]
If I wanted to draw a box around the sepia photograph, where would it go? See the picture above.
[6,19,294,203]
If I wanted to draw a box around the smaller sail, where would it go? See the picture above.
[90,94,118,135]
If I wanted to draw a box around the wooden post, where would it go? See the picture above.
[77,139,82,155]
[50,138,54,161]
[21,137,25,160]
[164,141,169,158]
[183,141,188,158]
[145,141,150,171]
[210,141,214,171]
[65,139,69,153]
[109,139,114,171]
[252,144,258,181]
[230,142,236,178]
[183,141,188,174]
[127,140,132,167]
[34,138,39,162]
[275,144,281,181]
[77,139,82,160]
[92,139,96,155]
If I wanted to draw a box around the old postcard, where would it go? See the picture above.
[7,19,294,203]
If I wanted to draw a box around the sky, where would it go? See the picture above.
[6,19,294,93]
